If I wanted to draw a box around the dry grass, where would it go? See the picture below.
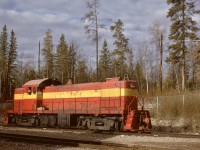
[148,95,200,133]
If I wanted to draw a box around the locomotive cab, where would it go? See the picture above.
[14,78,62,113]
[23,84,42,110]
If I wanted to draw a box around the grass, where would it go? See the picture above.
[147,94,200,133]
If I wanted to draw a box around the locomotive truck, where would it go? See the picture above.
[0,77,151,132]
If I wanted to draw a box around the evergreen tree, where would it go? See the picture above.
[99,39,111,80]
[6,30,17,99]
[167,0,200,92]
[55,34,68,84]
[15,52,37,88]
[127,49,134,79]
[76,60,89,83]
[42,29,54,78]
[23,61,37,84]
[133,62,146,92]
[110,19,130,77]
[193,43,200,87]
[0,34,1,100]
[15,53,24,88]
[0,25,8,101]
[68,41,77,82]
[165,67,174,90]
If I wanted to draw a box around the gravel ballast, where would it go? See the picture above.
[0,126,200,150]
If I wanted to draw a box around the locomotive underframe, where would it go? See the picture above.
[6,113,124,131]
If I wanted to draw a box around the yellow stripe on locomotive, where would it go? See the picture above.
[14,88,139,100]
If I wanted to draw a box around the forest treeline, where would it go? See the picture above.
[0,0,200,101]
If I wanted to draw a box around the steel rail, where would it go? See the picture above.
[2,125,200,139]
[0,132,133,148]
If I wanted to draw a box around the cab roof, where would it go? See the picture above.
[23,78,62,87]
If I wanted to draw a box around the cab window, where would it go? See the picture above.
[27,87,32,95]
[33,87,37,94]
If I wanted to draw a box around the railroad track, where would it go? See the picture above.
[123,131,200,139]
[0,132,138,150]
[1,127,200,150]
[151,132,200,139]
[2,125,200,139]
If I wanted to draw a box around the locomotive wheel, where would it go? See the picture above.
[49,115,57,127]
[86,120,91,129]
[119,121,124,131]
[39,115,49,127]
[35,119,40,127]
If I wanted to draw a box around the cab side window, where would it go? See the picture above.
[33,87,37,94]
[28,87,32,95]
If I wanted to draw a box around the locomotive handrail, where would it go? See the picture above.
[138,97,144,110]
[127,97,134,115]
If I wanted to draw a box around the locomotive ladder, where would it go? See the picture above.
[123,97,135,131]
[123,110,134,130]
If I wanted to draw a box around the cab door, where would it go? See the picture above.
[36,86,43,108]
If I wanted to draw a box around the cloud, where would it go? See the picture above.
[2,0,198,66]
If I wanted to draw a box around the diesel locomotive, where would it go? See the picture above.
[1,77,151,132]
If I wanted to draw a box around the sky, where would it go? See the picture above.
[0,0,199,65]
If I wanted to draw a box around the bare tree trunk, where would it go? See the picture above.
[95,5,99,81]
[160,34,163,93]
[174,65,180,93]
[149,21,165,93]
[145,67,149,94]
[38,41,41,78]
[82,0,101,82]
[181,0,186,92]
[144,56,149,94]
[182,61,185,92]
[135,71,141,92]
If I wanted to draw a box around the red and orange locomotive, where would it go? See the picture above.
[2,77,151,132]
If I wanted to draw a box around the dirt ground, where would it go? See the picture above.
[0,126,200,150]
